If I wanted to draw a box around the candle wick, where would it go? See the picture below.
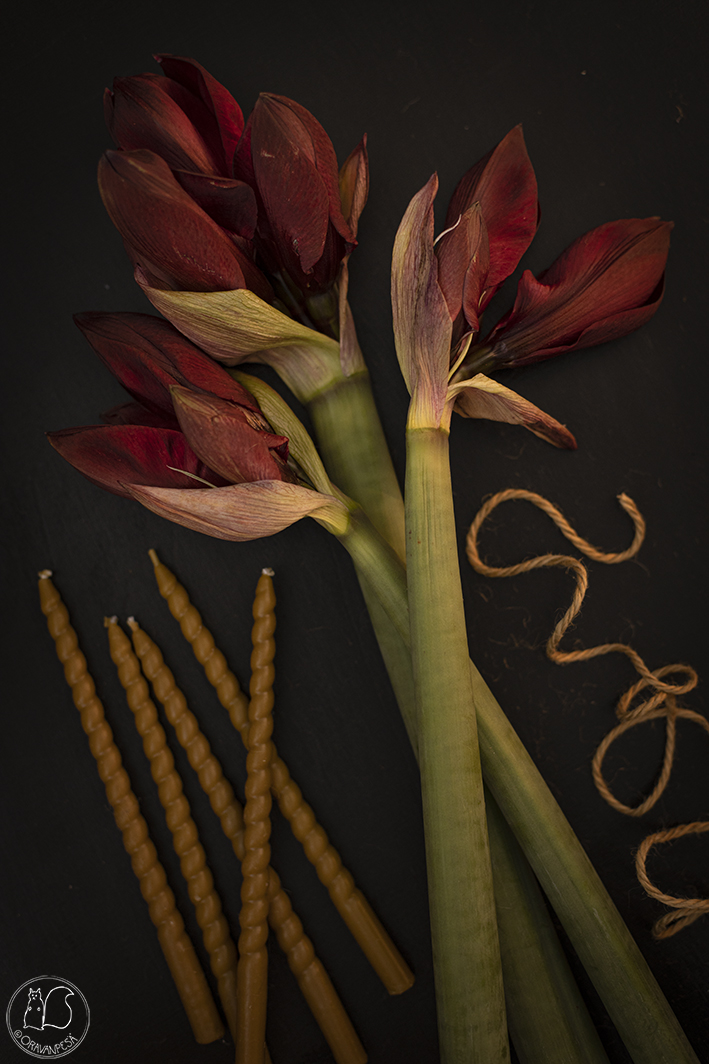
[38,569,53,579]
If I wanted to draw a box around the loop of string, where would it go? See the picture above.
[466,487,707,938]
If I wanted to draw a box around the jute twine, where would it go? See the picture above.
[466,488,708,938]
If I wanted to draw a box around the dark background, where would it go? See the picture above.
[3,2,708,1061]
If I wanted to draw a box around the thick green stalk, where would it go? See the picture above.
[485,794,609,1064]
[310,373,613,1064]
[359,560,609,1064]
[405,426,508,1064]
[304,357,695,1061]
[333,504,698,1064]
[467,661,699,1064]
[308,372,407,562]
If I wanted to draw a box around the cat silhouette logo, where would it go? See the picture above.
[6,976,89,1058]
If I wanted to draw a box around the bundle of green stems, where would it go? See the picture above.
[237,363,698,1064]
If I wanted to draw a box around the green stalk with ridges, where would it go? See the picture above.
[329,496,698,1064]
[308,372,406,562]
[404,425,508,1064]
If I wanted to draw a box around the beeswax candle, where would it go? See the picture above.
[105,616,240,1040]
[235,569,276,1064]
[129,617,367,1064]
[149,549,414,995]
[37,571,224,1044]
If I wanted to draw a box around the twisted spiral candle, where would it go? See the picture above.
[128,616,366,1064]
[37,571,223,1044]
[149,549,413,995]
[105,616,239,1039]
[234,568,277,1064]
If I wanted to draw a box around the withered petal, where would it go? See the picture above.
[391,174,452,426]
[450,373,577,449]
[129,480,340,541]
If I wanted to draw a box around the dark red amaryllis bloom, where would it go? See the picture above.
[102,55,367,325]
[105,55,260,246]
[393,127,671,445]
[48,312,293,499]
[412,125,539,362]
[458,217,672,375]
[48,312,351,542]
[391,130,576,447]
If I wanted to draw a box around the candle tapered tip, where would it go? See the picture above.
[127,617,139,632]
[148,548,160,567]
[38,569,53,579]
[261,567,275,577]
[104,615,118,627]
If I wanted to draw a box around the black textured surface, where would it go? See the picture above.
[3,2,708,1062]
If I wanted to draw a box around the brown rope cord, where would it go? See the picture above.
[635,822,709,938]
[466,487,707,936]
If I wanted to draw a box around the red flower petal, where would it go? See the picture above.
[445,126,539,310]
[171,386,293,484]
[105,73,224,175]
[74,312,263,415]
[101,401,180,430]
[155,54,244,173]
[98,149,249,292]
[435,204,489,335]
[264,94,355,245]
[173,171,257,239]
[485,218,672,364]
[47,425,227,498]
[249,95,331,274]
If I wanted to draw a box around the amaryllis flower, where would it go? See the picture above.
[49,312,292,495]
[98,149,270,297]
[392,163,574,447]
[102,55,368,330]
[457,217,672,376]
[47,312,348,542]
[393,127,671,446]
[105,55,259,243]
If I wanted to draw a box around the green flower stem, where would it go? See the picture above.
[334,503,697,1064]
[404,425,508,1064]
[304,355,695,1062]
[467,659,699,1064]
[307,371,613,1064]
[361,563,608,1064]
[485,793,609,1064]
[308,372,407,562]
